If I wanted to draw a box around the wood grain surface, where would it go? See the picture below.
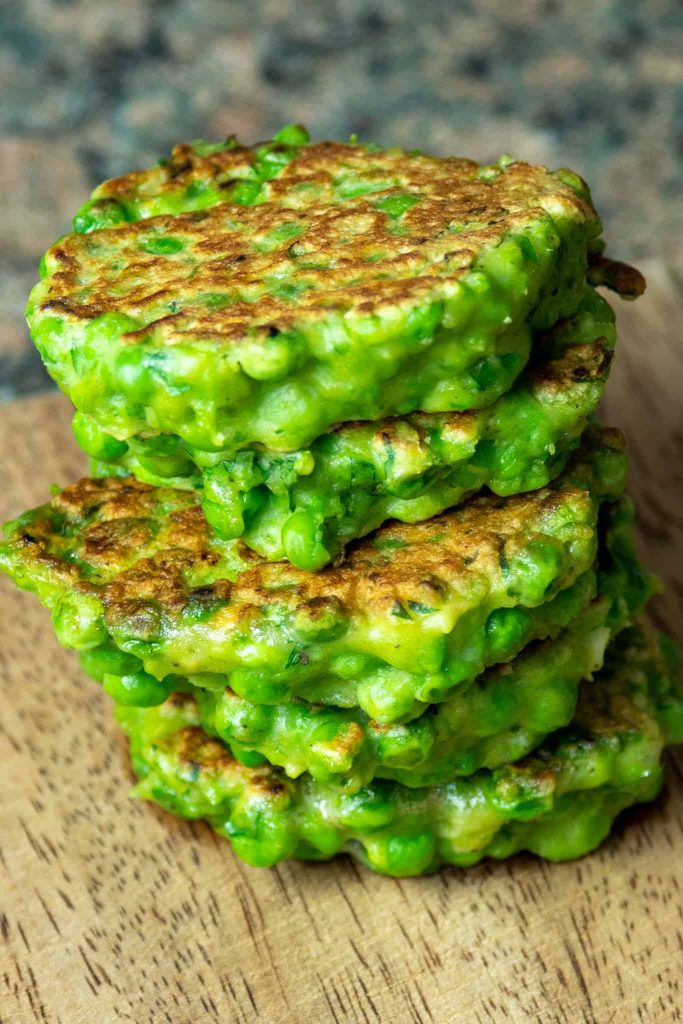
[1,262,682,1024]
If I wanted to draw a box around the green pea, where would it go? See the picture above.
[103,670,170,707]
[273,124,310,146]
[254,222,304,253]
[215,696,273,742]
[525,678,575,733]
[359,669,420,723]
[80,645,141,681]
[73,197,129,234]
[114,345,154,401]
[86,311,141,344]
[339,786,394,830]
[53,594,107,649]
[370,832,437,876]
[282,510,330,571]
[140,236,185,256]
[202,464,246,537]
[294,826,345,859]
[372,193,420,219]
[508,540,565,599]
[228,180,262,205]
[136,448,194,479]
[238,334,297,381]
[31,316,64,356]
[374,723,432,767]
[335,177,392,199]
[203,498,245,539]
[229,667,289,704]
[72,412,128,461]
[485,606,532,658]
[231,829,292,868]
[330,652,370,679]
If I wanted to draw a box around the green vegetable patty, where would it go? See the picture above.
[89,285,615,570]
[83,499,650,789]
[0,428,627,724]
[1,428,630,724]
[117,622,683,876]
[29,125,617,458]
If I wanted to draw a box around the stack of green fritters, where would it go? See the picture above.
[2,127,680,876]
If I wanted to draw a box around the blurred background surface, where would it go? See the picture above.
[2,0,682,399]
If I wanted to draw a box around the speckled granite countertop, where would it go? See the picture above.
[1,0,681,400]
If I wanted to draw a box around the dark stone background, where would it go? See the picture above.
[2,0,681,399]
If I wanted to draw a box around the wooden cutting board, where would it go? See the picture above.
[2,262,682,1024]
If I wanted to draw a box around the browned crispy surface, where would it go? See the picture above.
[35,141,597,345]
[160,693,290,795]
[100,140,260,203]
[2,431,621,634]
[526,335,613,395]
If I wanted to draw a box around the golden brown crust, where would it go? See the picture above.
[8,441,614,632]
[232,486,585,620]
[100,139,257,201]
[527,337,613,395]
[37,143,596,345]
[168,725,289,797]
[175,726,238,773]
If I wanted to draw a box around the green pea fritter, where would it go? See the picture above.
[90,285,615,570]
[0,427,627,724]
[28,125,642,461]
[83,499,651,789]
[117,622,683,876]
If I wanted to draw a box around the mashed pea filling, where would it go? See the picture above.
[27,128,606,458]
[116,624,683,876]
[88,286,615,569]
